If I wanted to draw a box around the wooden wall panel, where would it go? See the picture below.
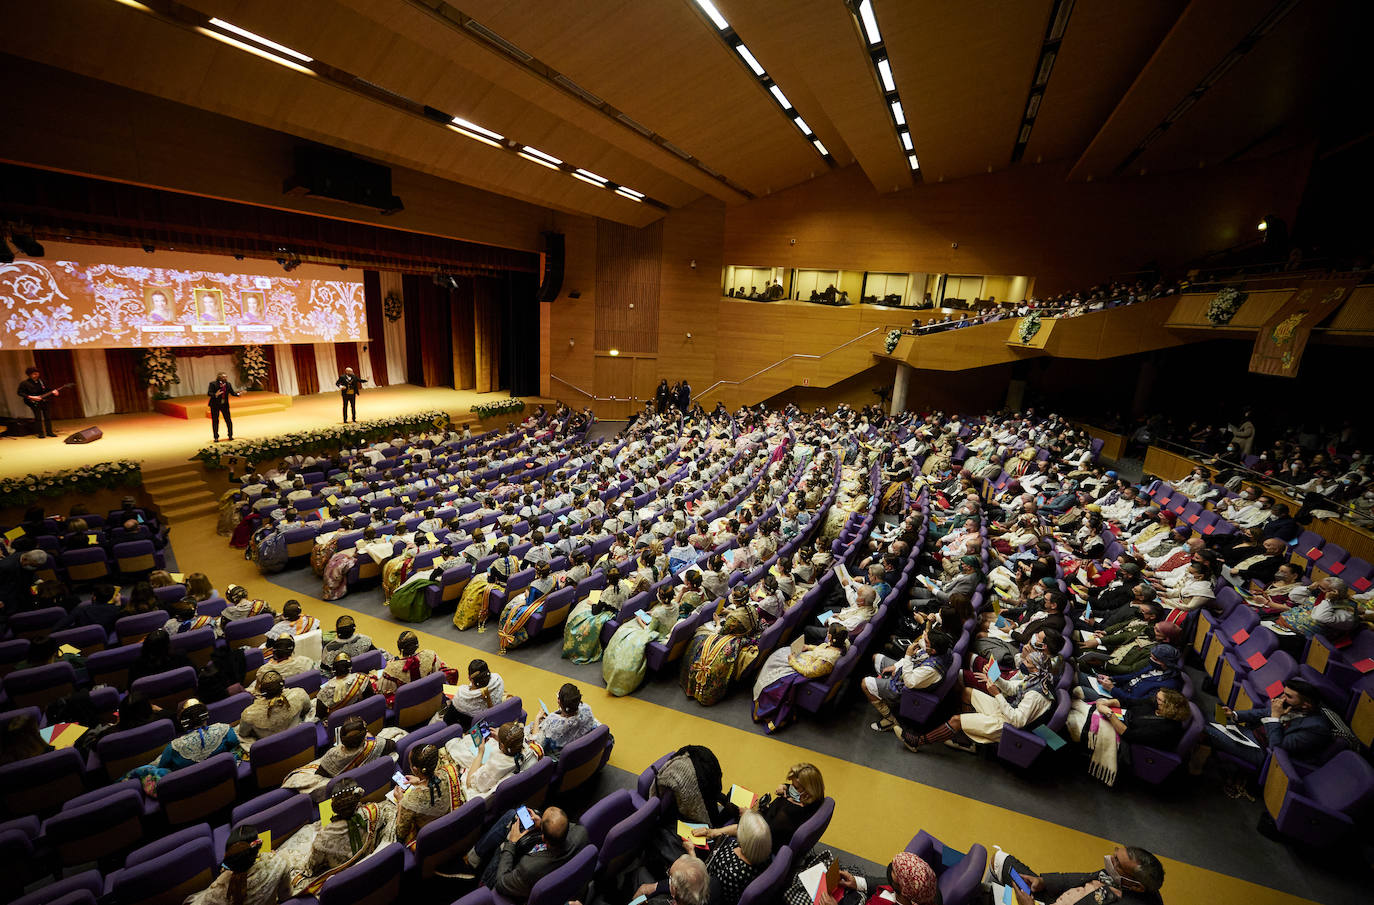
[595,219,662,354]
[546,214,598,402]
[658,199,726,396]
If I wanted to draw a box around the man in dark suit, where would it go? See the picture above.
[208,372,239,442]
[1199,678,1332,770]
[335,367,365,422]
[16,366,57,437]
[468,806,589,900]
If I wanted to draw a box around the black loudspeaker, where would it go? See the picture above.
[537,231,565,303]
[65,426,103,444]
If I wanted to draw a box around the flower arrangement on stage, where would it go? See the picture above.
[1206,287,1247,325]
[1017,311,1042,344]
[138,347,180,399]
[0,460,142,508]
[470,398,526,419]
[885,329,902,353]
[192,410,452,469]
[383,290,404,322]
[235,344,270,390]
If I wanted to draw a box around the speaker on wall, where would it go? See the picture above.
[65,426,103,444]
[537,231,565,303]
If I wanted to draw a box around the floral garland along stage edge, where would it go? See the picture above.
[192,410,453,469]
[0,460,143,509]
[470,398,526,419]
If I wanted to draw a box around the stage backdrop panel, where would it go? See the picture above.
[0,242,367,350]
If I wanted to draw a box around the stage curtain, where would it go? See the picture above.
[291,345,319,395]
[105,348,148,414]
[363,270,390,386]
[502,272,540,397]
[261,346,279,393]
[452,277,476,390]
[401,273,454,388]
[314,343,339,394]
[175,353,235,395]
[0,351,34,419]
[73,349,115,416]
[355,342,375,386]
[33,349,82,420]
[379,271,408,385]
[273,345,298,396]
[473,277,502,393]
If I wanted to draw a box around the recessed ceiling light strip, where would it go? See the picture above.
[849,1,918,174]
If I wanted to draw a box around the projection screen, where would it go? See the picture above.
[0,242,368,350]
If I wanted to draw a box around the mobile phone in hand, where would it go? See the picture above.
[516,806,535,830]
[1009,868,1033,896]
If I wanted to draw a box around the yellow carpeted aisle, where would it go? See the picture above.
[177,504,1315,905]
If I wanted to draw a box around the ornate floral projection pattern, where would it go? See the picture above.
[0,259,367,349]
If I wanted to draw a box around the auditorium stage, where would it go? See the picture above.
[0,384,541,473]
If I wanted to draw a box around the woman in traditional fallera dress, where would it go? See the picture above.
[751,624,848,733]
[602,585,679,696]
[289,780,396,896]
[681,588,764,706]
[562,568,627,664]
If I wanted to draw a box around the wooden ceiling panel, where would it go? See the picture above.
[1021,0,1185,166]
[457,0,823,195]
[882,0,1054,183]
[719,0,913,194]
[1131,0,1330,175]
[1066,0,1269,181]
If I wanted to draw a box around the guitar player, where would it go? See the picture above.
[16,366,62,438]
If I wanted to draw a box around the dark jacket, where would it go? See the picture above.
[1235,707,1332,760]
[207,380,239,406]
[492,822,590,900]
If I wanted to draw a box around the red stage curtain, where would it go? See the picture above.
[33,349,83,419]
[105,348,147,413]
[363,270,389,385]
[291,344,319,395]
[401,273,454,387]
[334,342,360,377]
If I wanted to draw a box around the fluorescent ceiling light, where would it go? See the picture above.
[877,58,895,92]
[793,116,813,136]
[813,139,829,155]
[574,168,608,184]
[572,173,607,188]
[908,153,920,170]
[519,146,563,166]
[208,17,313,62]
[615,187,644,201]
[692,0,730,31]
[734,44,765,76]
[110,0,153,11]
[769,85,792,109]
[451,117,503,142]
[518,152,561,171]
[900,130,913,150]
[858,0,881,45]
[448,123,502,148]
[195,27,315,75]
[890,99,905,125]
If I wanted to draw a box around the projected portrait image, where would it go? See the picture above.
[239,290,265,323]
[195,287,225,323]
[143,286,176,323]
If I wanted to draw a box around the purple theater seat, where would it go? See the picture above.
[1263,749,1374,846]
[409,795,487,878]
[3,661,77,710]
[317,840,405,905]
[228,791,315,858]
[196,595,227,617]
[209,691,253,726]
[326,756,396,804]
[350,648,386,673]
[153,584,188,604]
[224,613,274,649]
[157,752,240,826]
[483,757,555,819]
[786,796,834,856]
[645,608,712,673]
[85,643,142,691]
[321,695,387,748]
[91,718,176,781]
[112,539,162,576]
[51,623,109,655]
[41,784,144,866]
[7,606,68,640]
[396,723,465,767]
[906,830,988,905]
[736,845,792,905]
[469,695,526,734]
[1233,651,1299,711]
[0,639,31,679]
[491,843,597,905]
[453,887,496,905]
[130,665,199,712]
[60,547,111,584]
[899,652,963,727]
[104,831,216,905]
[590,792,659,879]
[285,669,323,697]
[251,723,320,788]
[12,870,102,905]
[526,586,577,638]
[113,609,165,646]
[998,688,1072,770]
[390,671,446,729]
[549,723,613,797]
[1126,702,1204,786]
[169,627,217,669]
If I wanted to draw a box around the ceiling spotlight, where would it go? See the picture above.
[1257,219,1268,231]
[10,233,44,257]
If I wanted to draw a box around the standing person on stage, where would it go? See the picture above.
[208,371,239,442]
[336,367,365,423]
[17,366,58,438]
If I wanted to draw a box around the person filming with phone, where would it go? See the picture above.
[991,843,1165,905]
[460,803,588,900]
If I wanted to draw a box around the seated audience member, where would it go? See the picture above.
[649,744,732,827]
[129,628,193,683]
[861,629,954,732]
[126,699,243,786]
[448,720,544,799]
[1273,577,1359,638]
[237,668,313,750]
[700,809,771,905]
[1075,689,1192,787]
[443,657,508,721]
[221,583,275,621]
[1195,679,1333,794]
[288,779,396,896]
[266,599,320,640]
[315,653,375,718]
[990,843,1166,905]
[320,614,375,671]
[255,635,315,685]
[396,743,463,849]
[185,823,293,905]
[530,682,600,754]
[283,714,397,800]
[186,571,216,602]
[752,624,849,733]
[702,763,825,854]
[464,805,589,899]
[0,712,51,765]
[821,850,939,905]
[377,629,454,703]
[632,854,710,905]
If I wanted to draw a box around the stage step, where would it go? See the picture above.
[155,392,292,420]
[143,464,220,525]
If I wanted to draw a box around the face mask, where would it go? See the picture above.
[785,783,803,803]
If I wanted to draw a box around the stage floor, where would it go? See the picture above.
[0,384,528,473]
